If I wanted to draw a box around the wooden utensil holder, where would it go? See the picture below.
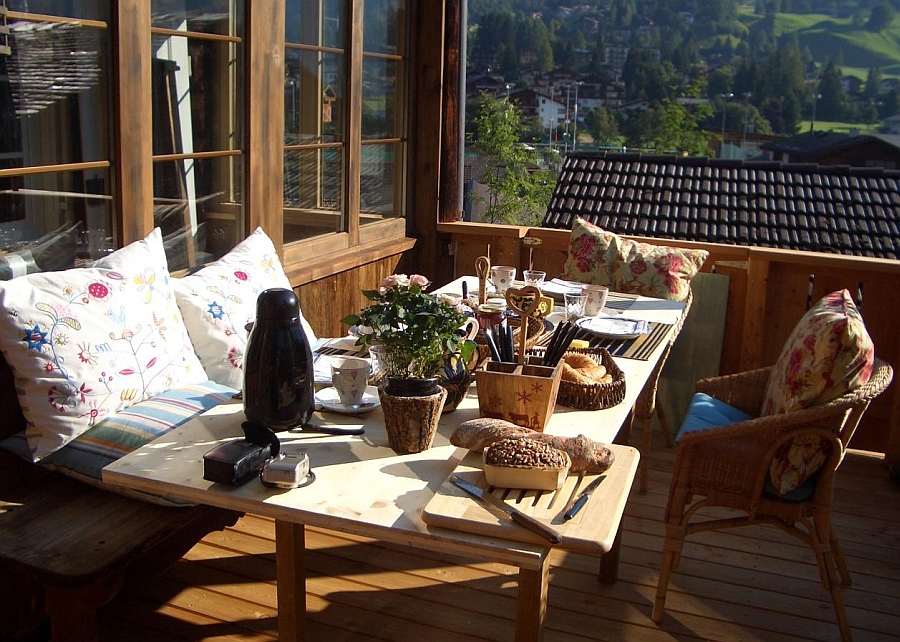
[476,357,563,432]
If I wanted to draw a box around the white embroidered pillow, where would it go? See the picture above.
[171,227,317,389]
[0,228,207,461]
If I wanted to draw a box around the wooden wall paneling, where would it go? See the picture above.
[409,0,445,283]
[298,254,409,339]
[246,2,285,247]
[114,0,153,243]
[714,261,748,376]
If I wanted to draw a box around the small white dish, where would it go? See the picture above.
[315,385,381,415]
[575,316,650,340]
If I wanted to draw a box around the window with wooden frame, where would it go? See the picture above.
[282,0,409,248]
[150,0,245,272]
[0,2,113,278]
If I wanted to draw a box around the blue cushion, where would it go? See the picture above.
[676,393,754,442]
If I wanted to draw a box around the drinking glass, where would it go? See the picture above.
[564,292,587,321]
[523,270,546,286]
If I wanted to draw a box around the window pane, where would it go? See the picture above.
[363,0,403,55]
[153,155,243,271]
[285,0,344,49]
[7,1,108,21]
[362,56,401,140]
[151,35,243,154]
[0,169,114,278]
[1,22,110,165]
[360,143,402,221]
[285,49,345,145]
[283,148,343,242]
[151,0,240,36]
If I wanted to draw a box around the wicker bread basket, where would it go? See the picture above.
[529,347,626,411]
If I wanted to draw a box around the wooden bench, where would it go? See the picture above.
[0,358,242,642]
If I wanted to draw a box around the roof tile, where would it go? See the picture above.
[541,151,900,260]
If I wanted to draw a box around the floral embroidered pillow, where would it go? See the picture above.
[171,227,316,390]
[763,289,875,495]
[562,217,707,301]
[0,228,207,461]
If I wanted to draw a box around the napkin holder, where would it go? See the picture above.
[203,421,281,485]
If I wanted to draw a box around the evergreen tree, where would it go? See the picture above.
[816,60,850,121]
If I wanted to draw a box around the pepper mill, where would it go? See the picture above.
[243,288,315,432]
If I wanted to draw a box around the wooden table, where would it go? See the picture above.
[103,285,685,641]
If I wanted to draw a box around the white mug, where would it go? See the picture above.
[331,356,370,405]
[490,265,516,294]
[583,284,609,316]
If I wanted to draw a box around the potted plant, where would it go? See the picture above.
[342,274,477,452]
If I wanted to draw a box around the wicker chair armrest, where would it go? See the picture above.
[694,366,773,416]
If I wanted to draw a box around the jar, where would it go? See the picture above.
[476,302,506,330]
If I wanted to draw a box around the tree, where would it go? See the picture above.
[865,66,884,99]
[470,94,554,225]
[584,107,620,145]
[816,60,850,121]
[867,3,896,31]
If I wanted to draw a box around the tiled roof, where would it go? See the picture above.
[541,151,900,259]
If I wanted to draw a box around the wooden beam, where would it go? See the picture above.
[439,0,462,224]
[114,1,153,244]
[246,2,286,249]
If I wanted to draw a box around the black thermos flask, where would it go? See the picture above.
[243,288,315,431]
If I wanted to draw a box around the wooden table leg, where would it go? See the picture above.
[598,524,622,584]
[515,555,550,642]
[275,520,306,642]
[614,406,635,445]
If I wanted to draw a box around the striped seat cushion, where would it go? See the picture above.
[2,381,237,505]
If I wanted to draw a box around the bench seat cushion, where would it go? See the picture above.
[1,381,237,506]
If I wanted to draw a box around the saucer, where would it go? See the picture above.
[315,386,381,415]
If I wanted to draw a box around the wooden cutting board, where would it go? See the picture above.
[422,444,638,553]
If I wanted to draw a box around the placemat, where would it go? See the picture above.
[536,321,673,361]
[604,292,638,311]
[578,321,673,361]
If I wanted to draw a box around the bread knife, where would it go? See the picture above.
[449,475,562,544]
[563,475,606,521]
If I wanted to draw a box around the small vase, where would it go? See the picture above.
[378,386,447,454]
[385,376,440,397]
[440,372,473,414]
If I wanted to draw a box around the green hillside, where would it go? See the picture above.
[750,12,900,77]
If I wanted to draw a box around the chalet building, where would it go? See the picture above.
[762,131,900,169]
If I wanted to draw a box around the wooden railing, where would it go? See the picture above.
[438,222,900,463]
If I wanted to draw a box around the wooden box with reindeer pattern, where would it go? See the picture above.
[476,357,563,432]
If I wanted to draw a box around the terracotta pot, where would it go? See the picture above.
[378,386,447,454]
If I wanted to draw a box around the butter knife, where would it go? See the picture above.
[449,475,562,544]
[563,475,606,521]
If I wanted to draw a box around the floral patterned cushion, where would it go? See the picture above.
[763,289,875,495]
[171,227,316,389]
[562,217,708,301]
[0,229,207,461]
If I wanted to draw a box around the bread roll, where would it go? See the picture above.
[450,418,615,473]
[560,353,607,384]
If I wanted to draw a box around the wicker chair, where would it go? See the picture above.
[652,358,894,641]
[634,289,693,493]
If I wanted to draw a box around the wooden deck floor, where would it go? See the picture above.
[98,434,900,642]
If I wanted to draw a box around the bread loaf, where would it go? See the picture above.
[450,418,615,473]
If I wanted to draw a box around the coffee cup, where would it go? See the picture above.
[490,265,516,294]
[583,284,609,316]
[331,356,370,405]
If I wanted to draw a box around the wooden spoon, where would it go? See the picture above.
[504,285,542,364]
[474,255,490,304]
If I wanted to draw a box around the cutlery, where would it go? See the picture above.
[449,475,562,544]
[563,475,606,520]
